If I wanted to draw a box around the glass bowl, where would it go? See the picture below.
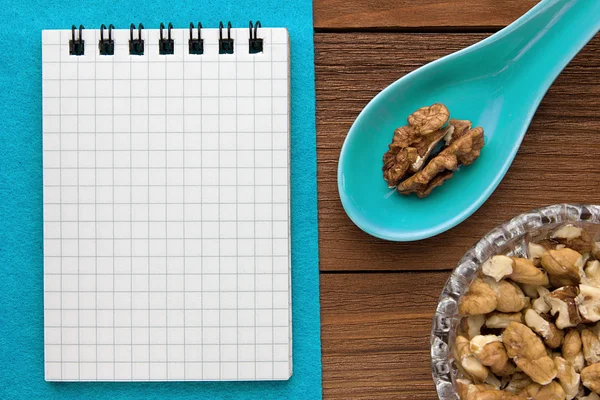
[430,203,600,399]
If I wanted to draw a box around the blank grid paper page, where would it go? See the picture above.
[42,26,291,381]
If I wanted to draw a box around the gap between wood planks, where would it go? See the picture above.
[320,269,451,274]
[314,26,501,34]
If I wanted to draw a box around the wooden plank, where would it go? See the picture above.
[321,271,448,399]
[315,33,600,271]
[314,0,539,30]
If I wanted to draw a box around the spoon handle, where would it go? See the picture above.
[496,0,600,94]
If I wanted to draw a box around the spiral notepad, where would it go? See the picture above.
[42,22,291,382]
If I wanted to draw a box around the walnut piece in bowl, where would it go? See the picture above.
[431,204,600,399]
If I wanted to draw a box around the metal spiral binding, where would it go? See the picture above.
[219,21,234,54]
[68,22,264,56]
[69,25,85,56]
[129,23,144,55]
[98,24,115,55]
[159,22,174,55]
[189,22,204,55]
[249,21,263,54]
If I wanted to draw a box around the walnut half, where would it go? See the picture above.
[396,125,484,197]
[382,103,485,197]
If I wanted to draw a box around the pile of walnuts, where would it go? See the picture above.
[456,224,600,400]
[382,103,484,197]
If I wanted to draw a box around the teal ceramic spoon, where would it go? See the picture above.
[337,0,600,241]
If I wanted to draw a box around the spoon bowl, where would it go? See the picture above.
[337,0,600,241]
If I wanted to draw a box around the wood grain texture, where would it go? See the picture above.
[321,272,448,399]
[315,33,600,272]
[314,0,538,30]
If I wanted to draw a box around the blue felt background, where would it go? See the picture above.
[0,0,321,398]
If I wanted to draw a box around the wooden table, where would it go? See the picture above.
[313,1,600,398]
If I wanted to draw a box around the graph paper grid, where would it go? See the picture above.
[42,26,291,381]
